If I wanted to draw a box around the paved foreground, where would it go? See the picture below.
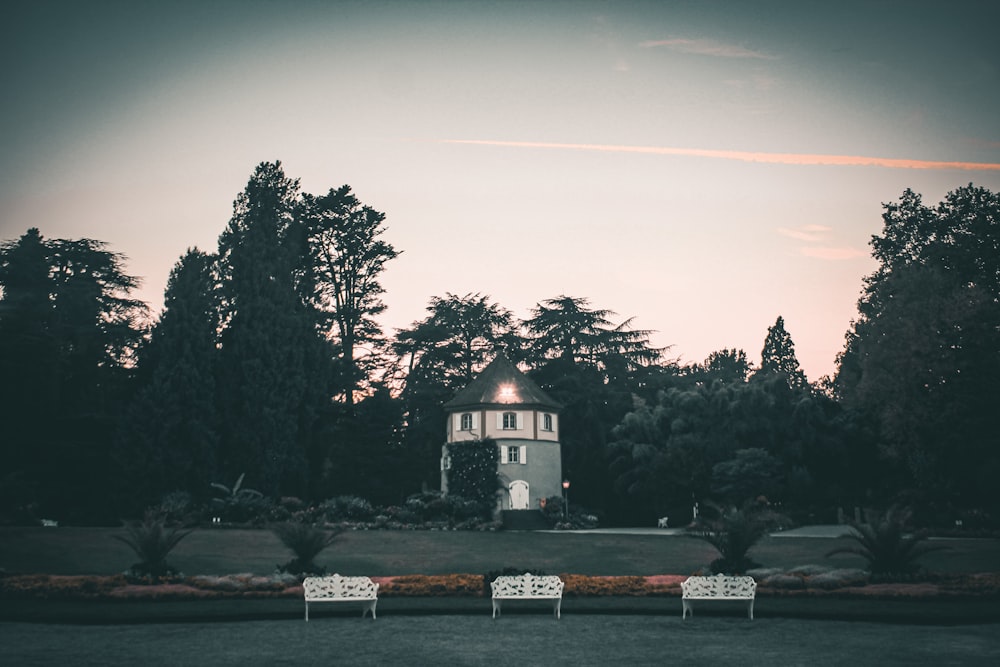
[3,615,999,666]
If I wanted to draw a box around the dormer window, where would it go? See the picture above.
[460,413,473,431]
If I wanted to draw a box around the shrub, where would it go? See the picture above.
[209,473,270,524]
[321,495,375,522]
[153,491,199,525]
[826,506,948,580]
[113,512,191,581]
[271,522,342,576]
[446,438,500,505]
[687,500,788,574]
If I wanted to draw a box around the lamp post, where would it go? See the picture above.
[562,480,570,519]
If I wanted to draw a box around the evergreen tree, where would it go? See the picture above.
[700,348,751,384]
[523,296,662,521]
[116,249,221,508]
[754,316,808,390]
[392,293,519,491]
[524,295,661,374]
[216,161,333,498]
[0,228,148,522]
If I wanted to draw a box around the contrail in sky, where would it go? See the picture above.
[441,139,1000,171]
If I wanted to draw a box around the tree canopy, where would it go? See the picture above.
[835,184,1000,510]
[4,174,998,529]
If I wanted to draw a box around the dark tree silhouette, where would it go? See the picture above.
[836,184,1000,510]
[754,316,808,390]
[301,185,399,408]
[392,293,520,490]
[0,228,148,522]
[216,161,334,497]
[117,249,221,508]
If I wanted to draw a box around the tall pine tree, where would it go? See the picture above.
[216,161,333,497]
[754,316,808,390]
[116,249,221,508]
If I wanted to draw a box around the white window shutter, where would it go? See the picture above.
[472,412,479,430]
[496,413,504,429]
[500,446,508,464]
[516,412,523,430]
[519,445,527,464]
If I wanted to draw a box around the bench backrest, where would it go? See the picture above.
[681,574,756,598]
[491,573,564,597]
[303,574,378,599]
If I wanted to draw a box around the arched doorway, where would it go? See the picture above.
[509,480,529,510]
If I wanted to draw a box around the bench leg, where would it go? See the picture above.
[748,599,754,620]
[554,599,561,619]
[682,600,692,619]
[492,600,501,619]
[305,601,309,622]
[363,600,377,620]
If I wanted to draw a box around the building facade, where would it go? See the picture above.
[441,353,563,512]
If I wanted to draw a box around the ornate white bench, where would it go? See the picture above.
[681,574,756,620]
[491,573,565,619]
[303,574,379,620]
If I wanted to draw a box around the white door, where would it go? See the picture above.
[509,480,529,510]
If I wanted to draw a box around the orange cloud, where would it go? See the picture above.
[800,247,869,260]
[441,139,1000,172]
[777,225,832,242]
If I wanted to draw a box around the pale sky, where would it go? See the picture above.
[3,0,999,381]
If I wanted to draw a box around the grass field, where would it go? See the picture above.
[3,525,1000,665]
[2,526,998,577]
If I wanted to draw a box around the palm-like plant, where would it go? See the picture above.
[272,522,342,576]
[114,512,192,580]
[687,501,786,574]
[826,506,947,578]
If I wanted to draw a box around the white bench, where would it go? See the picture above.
[681,574,756,619]
[303,574,379,620]
[491,573,565,619]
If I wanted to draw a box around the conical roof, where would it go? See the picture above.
[444,353,561,411]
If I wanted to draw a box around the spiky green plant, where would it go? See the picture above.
[271,522,342,575]
[826,506,948,579]
[113,512,191,580]
[687,501,787,574]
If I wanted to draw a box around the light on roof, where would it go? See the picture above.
[499,384,516,401]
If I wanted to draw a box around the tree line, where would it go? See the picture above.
[1,162,996,527]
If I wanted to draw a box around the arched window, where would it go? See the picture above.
[460,413,473,431]
[502,412,517,430]
[542,413,553,431]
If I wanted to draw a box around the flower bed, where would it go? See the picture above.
[1,572,998,602]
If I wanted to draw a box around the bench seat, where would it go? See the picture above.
[303,574,379,620]
[681,574,756,620]
[491,573,565,619]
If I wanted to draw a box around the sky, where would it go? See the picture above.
[2,0,999,382]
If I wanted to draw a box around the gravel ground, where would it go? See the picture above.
[3,614,1000,666]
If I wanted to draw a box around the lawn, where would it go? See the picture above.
[3,526,1000,627]
[3,526,998,577]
